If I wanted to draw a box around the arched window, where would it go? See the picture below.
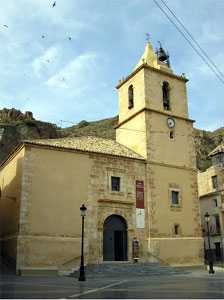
[128,85,134,109]
[162,81,170,110]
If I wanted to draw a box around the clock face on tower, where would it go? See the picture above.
[167,117,175,128]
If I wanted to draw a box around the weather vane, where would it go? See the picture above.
[145,33,151,42]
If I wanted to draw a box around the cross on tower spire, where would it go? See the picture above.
[145,33,151,42]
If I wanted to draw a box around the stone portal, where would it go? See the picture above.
[103,215,128,261]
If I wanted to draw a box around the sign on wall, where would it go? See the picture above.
[136,180,144,208]
[136,208,145,228]
[136,180,145,228]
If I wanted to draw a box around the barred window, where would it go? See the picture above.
[111,176,120,191]
[171,190,179,205]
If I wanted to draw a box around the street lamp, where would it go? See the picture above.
[204,212,215,274]
[79,204,87,281]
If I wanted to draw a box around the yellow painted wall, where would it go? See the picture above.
[148,164,200,237]
[116,54,203,265]
[116,112,147,158]
[17,146,92,269]
[118,68,145,123]
[28,147,91,236]
[144,68,189,117]
[149,238,203,266]
[16,145,147,270]
[0,147,25,260]
[146,112,196,168]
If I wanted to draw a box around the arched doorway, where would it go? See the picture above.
[103,215,128,261]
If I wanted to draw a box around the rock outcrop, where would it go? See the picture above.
[0,108,34,123]
[0,108,60,163]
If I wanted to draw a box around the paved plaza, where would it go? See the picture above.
[0,261,224,299]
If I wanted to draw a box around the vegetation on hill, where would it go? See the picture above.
[60,116,118,140]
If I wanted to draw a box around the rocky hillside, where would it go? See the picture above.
[0,108,60,163]
[0,108,223,171]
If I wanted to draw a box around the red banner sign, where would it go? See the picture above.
[136,180,144,209]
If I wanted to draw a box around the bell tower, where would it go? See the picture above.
[116,41,203,265]
[116,41,191,166]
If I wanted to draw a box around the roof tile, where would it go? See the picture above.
[24,136,145,160]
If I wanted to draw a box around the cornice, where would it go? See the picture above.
[115,107,195,129]
[116,63,188,89]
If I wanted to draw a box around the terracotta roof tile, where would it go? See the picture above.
[24,136,145,160]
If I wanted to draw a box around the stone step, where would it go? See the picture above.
[70,262,190,278]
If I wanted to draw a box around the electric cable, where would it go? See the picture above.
[153,0,224,86]
[160,0,224,80]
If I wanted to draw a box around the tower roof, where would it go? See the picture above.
[134,42,158,70]
[134,41,172,72]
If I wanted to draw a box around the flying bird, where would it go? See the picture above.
[68,37,72,41]
[41,35,45,39]
[3,25,8,28]
[52,1,56,8]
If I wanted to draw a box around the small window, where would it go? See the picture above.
[128,85,134,109]
[174,224,180,235]
[170,130,174,139]
[214,214,221,233]
[162,81,170,111]
[213,199,218,207]
[171,190,179,205]
[111,176,120,191]
[211,175,218,189]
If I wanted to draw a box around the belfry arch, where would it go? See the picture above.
[103,214,128,261]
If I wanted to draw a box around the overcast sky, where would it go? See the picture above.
[0,0,223,130]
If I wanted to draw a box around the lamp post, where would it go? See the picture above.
[79,204,87,281]
[204,212,215,274]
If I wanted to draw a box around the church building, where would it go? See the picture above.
[0,42,203,275]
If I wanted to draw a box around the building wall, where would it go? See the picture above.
[198,165,224,260]
[17,146,92,271]
[146,111,196,168]
[16,145,147,272]
[0,147,25,262]
[198,166,224,197]
[116,112,147,158]
[144,68,189,117]
[147,163,203,265]
[117,68,145,124]
[86,153,146,264]
[116,52,203,265]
